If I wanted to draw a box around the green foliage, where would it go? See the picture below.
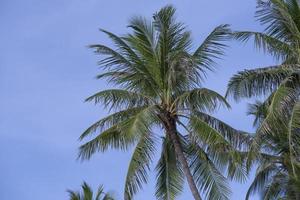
[227,1,300,199]
[80,4,247,200]
[67,182,114,200]
[125,133,157,200]
[155,136,184,200]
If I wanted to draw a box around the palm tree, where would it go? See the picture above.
[245,99,300,199]
[68,182,114,200]
[226,0,300,199]
[79,5,248,200]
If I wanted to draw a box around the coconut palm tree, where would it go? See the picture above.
[68,182,114,200]
[226,0,300,199]
[79,5,248,200]
[245,98,300,199]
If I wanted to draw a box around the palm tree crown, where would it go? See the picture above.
[68,182,114,200]
[79,5,248,200]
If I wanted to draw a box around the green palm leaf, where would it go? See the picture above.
[193,24,231,72]
[174,88,230,112]
[85,89,151,110]
[245,163,277,200]
[188,142,231,200]
[226,65,296,100]
[155,136,184,200]
[232,31,292,60]
[79,106,158,160]
[125,133,157,200]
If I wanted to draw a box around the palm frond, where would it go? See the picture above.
[232,31,292,60]
[78,106,158,160]
[188,142,231,200]
[288,101,300,178]
[82,182,93,200]
[124,133,157,200]
[191,111,252,149]
[262,173,284,200]
[155,136,184,200]
[174,88,230,113]
[257,73,300,137]
[188,115,249,182]
[189,115,233,149]
[95,185,105,200]
[85,89,151,110]
[245,163,277,200]
[193,24,231,72]
[247,100,269,127]
[67,190,81,200]
[226,65,296,100]
[79,106,147,140]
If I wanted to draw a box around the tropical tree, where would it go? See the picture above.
[79,5,248,200]
[68,182,114,200]
[226,0,300,199]
[245,99,300,199]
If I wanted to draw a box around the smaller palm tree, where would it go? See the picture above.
[225,1,300,198]
[245,97,300,200]
[67,182,115,200]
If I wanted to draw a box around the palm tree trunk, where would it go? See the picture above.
[164,116,202,200]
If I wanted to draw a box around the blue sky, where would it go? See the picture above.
[0,0,277,199]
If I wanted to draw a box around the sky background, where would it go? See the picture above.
[0,0,277,199]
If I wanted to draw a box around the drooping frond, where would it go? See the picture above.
[245,163,277,200]
[85,89,152,110]
[174,88,230,113]
[78,125,134,160]
[79,106,147,140]
[124,133,157,200]
[233,31,292,60]
[188,113,249,182]
[226,65,296,100]
[188,142,231,200]
[287,101,300,178]
[262,174,284,200]
[257,73,300,137]
[190,110,251,149]
[188,115,233,150]
[79,106,158,160]
[155,136,184,200]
